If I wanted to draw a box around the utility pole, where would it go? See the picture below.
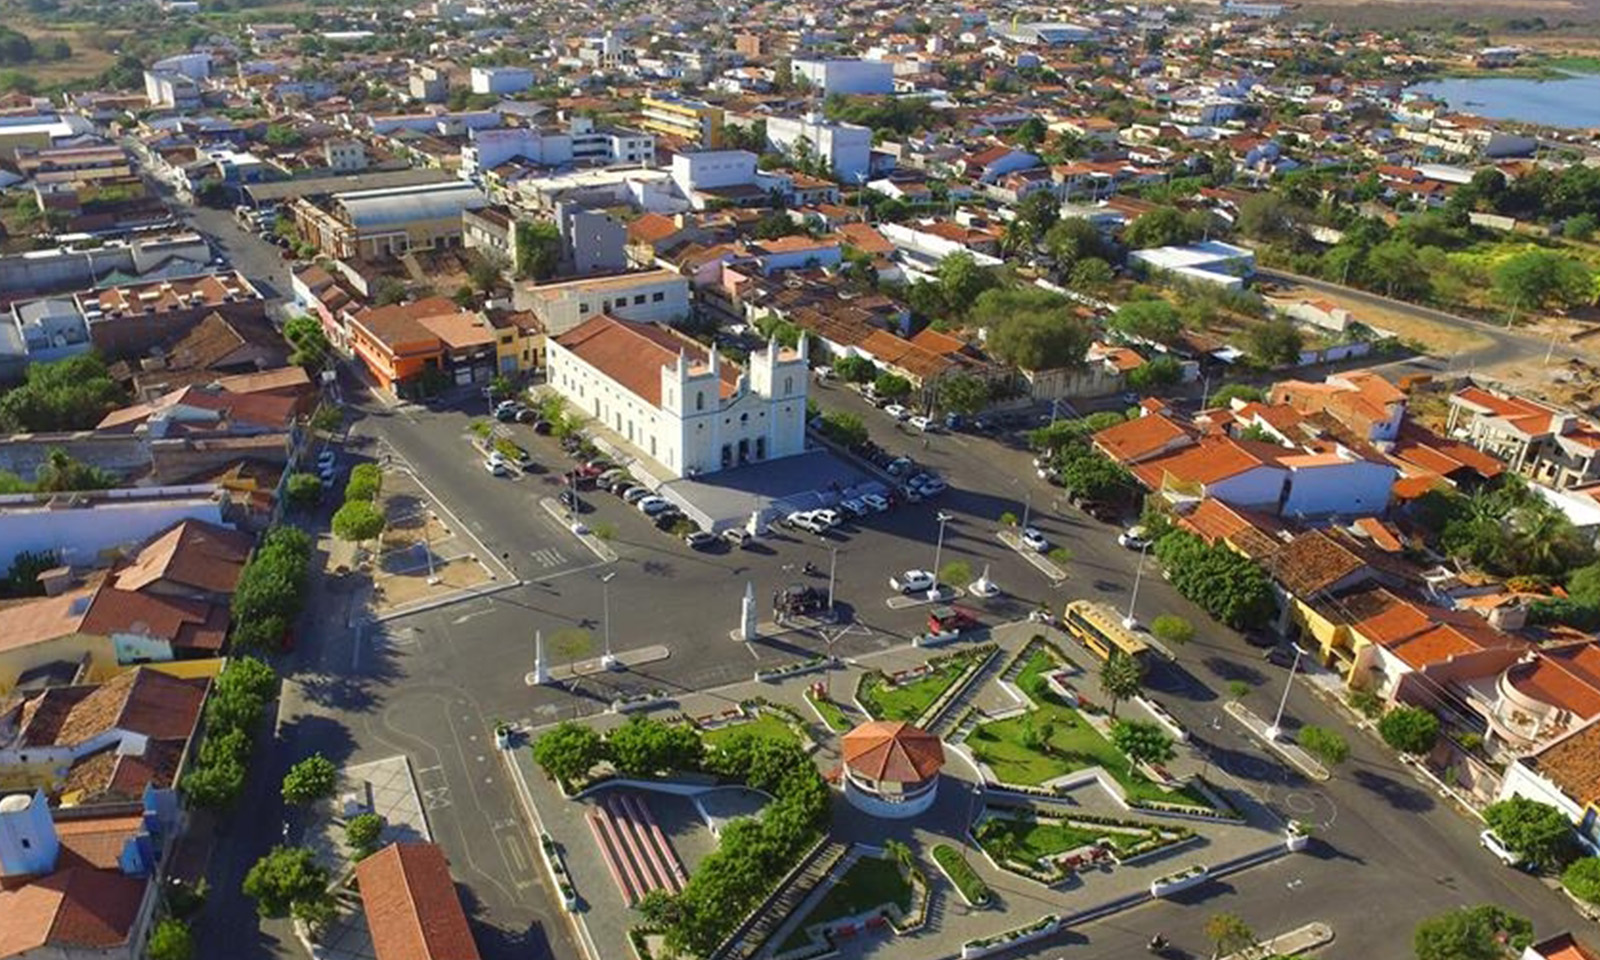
[929,511,952,600]
[599,571,617,670]
[1264,643,1306,741]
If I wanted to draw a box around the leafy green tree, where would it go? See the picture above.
[283,315,332,371]
[332,500,385,543]
[1205,912,1258,957]
[469,253,506,292]
[1122,205,1204,249]
[1044,217,1107,269]
[1413,904,1532,960]
[1494,250,1592,313]
[1111,299,1183,344]
[1562,856,1600,904]
[286,472,322,507]
[281,753,338,805]
[344,463,382,501]
[264,124,302,147]
[1210,384,1264,407]
[182,757,247,809]
[1057,446,1136,502]
[1110,719,1174,769]
[1378,705,1440,755]
[1248,319,1305,367]
[1068,256,1114,293]
[606,716,704,777]
[936,252,998,316]
[2,549,58,597]
[986,307,1091,371]
[515,220,563,280]
[1153,530,1275,629]
[833,356,875,383]
[1564,213,1597,241]
[1484,796,1576,869]
[1126,356,1182,393]
[938,373,989,415]
[242,846,330,918]
[531,721,608,784]
[1150,614,1193,645]
[1236,193,1295,242]
[1365,239,1427,300]
[872,372,912,400]
[344,812,385,860]
[146,918,194,960]
[1297,725,1349,765]
[818,411,868,447]
[1099,650,1144,718]
[0,355,125,432]
[33,449,116,493]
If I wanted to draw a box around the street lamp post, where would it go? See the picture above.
[599,571,618,670]
[1264,643,1306,741]
[826,546,838,613]
[928,511,952,601]
[1122,541,1148,630]
[1020,489,1032,533]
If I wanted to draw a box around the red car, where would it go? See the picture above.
[927,605,979,633]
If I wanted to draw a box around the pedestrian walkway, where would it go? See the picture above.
[1225,701,1330,781]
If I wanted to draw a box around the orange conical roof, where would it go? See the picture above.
[841,720,944,783]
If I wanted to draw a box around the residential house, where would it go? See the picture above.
[345,297,498,395]
[357,843,482,960]
[1447,385,1600,490]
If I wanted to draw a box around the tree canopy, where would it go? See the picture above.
[1153,530,1275,629]
[0,355,126,433]
[242,846,331,919]
[1484,796,1576,869]
[281,753,338,805]
[1413,904,1532,960]
[1378,705,1440,755]
[1110,299,1183,344]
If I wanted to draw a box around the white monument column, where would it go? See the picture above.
[531,629,550,685]
[740,581,758,641]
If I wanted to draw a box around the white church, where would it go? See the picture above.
[546,314,810,479]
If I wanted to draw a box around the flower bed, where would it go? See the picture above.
[961,914,1060,959]
[1149,863,1209,897]
[693,705,749,729]
[932,844,992,907]
[756,655,830,683]
[974,805,1191,884]
[538,833,578,910]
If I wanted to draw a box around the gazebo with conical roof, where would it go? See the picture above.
[840,720,945,818]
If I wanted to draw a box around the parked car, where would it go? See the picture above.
[1021,527,1050,552]
[623,486,654,505]
[637,495,673,515]
[812,508,843,528]
[685,531,717,550]
[1118,526,1152,550]
[890,569,936,593]
[909,415,934,432]
[722,528,753,547]
[516,408,539,424]
[917,477,947,496]
[886,458,914,477]
[557,489,586,511]
[1262,645,1297,668]
[861,493,889,513]
[532,419,553,435]
[484,458,510,477]
[884,403,910,421]
[788,511,830,535]
[944,412,964,430]
[1479,829,1525,867]
[315,450,336,471]
[653,509,684,531]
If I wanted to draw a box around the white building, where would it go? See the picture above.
[521,268,690,335]
[546,316,808,478]
[765,113,873,183]
[1128,240,1255,289]
[324,139,367,172]
[791,58,894,96]
[470,66,535,96]
[461,116,654,181]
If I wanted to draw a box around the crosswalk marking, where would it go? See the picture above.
[530,547,567,568]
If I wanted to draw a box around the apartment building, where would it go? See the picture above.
[639,94,724,147]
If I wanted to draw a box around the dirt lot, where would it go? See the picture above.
[1271,286,1496,356]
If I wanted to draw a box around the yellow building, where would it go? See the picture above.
[489,308,546,375]
[640,95,724,148]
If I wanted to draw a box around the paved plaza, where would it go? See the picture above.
[507,621,1294,960]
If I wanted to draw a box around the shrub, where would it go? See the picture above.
[1378,706,1440,755]
[1562,857,1600,905]
[1150,614,1194,645]
[344,463,382,501]
[345,813,385,860]
[1296,725,1349,765]
[281,754,338,806]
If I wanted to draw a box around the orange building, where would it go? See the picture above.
[346,297,498,395]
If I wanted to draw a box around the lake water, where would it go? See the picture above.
[1406,73,1600,129]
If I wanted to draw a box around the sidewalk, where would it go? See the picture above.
[1225,701,1330,781]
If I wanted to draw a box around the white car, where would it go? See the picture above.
[623,486,655,505]
[1118,526,1152,550]
[637,495,673,515]
[789,511,831,534]
[861,493,889,513]
[1479,829,1524,867]
[484,458,510,476]
[884,404,910,421]
[890,569,936,593]
[813,508,843,528]
[917,477,948,496]
[909,415,934,432]
[1021,527,1050,552]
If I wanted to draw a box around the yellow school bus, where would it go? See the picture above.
[1063,600,1150,663]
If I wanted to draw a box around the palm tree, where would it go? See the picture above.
[1099,650,1144,719]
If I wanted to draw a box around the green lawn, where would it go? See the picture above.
[970,706,1209,809]
[704,712,801,748]
[858,660,969,723]
[1015,647,1063,702]
[978,816,1146,863]
[806,692,853,732]
[806,855,912,924]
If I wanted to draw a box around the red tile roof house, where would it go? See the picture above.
[1499,714,1600,858]
[1447,385,1600,490]
[357,843,482,960]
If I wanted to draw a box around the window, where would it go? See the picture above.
[653,291,665,302]
[696,392,704,411]
[20,839,29,850]
[579,303,590,314]
[634,294,646,305]
[784,376,793,395]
